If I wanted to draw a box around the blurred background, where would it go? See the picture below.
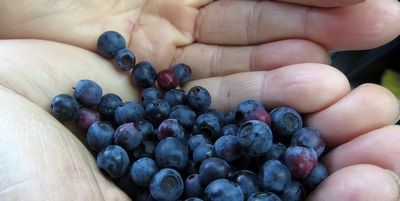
[330,35,400,125]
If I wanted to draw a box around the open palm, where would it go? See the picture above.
[0,0,400,200]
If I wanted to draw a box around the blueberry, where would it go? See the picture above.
[149,168,184,201]
[98,93,123,121]
[214,135,243,162]
[235,99,271,125]
[247,192,282,201]
[86,121,114,152]
[204,179,244,201]
[184,198,204,201]
[281,180,305,201]
[172,63,192,84]
[187,86,211,112]
[187,134,211,152]
[285,146,318,178]
[73,79,103,106]
[199,157,230,185]
[300,162,328,191]
[130,157,159,187]
[156,69,179,91]
[114,48,136,71]
[169,105,197,129]
[51,94,79,121]
[114,122,143,151]
[220,124,239,136]
[75,107,101,131]
[164,88,187,107]
[204,109,225,127]
[259,159,292,193]
[193,113,220,140]
[237,120,273,156]
[136,119,155,141]
[257,142,287,165]
[229,170,259,199]
[132,61,157,88]
[97,30,126,59]
[291,127,325,157]
[155,137,189,169]
[269,107,303,141]
[96,145,130,179]
[141,87,163,107]
[156,118,185,141]
[145,98,171,127]
[184,173,203,198]
[193,143,216,164]
[114,101,145,125]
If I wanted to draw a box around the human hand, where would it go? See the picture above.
[0,0,400,201]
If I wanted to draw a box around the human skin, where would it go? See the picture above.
[0,0,400,200]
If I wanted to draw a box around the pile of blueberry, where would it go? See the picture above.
[50,31,328,201]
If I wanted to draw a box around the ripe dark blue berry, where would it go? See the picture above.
[145,98,171,127]
[132,61,157,88]
[73,79,103,106]
[141,87,163,107]
[204,179,244,201]
[220,123,239,136]
[259,159,292,193]
[114,101,145,125]
[86,121,114,152]
[193,113,220,140]
[155,137,189,170]
[281,180,305,201]
[114,48,136,71]
[237,120,273,156]
[270,107,303,140]
[229,170,260,199]
[51,94,79,121]
[98,93,123,121]
[172,63,192,84]
[214,135,243,162]
[96,145,130,179]
[97,30,126,59]
[187,134,211,152]
[130,157,159,187]
[187,86,211,112]
[199,157,230,185]
[300,162,328,191]
[164,88,187,107]
[149,168,184,201]
[184,173,203,198]
[156,69,179,91]
[193,143,216,164]
[291,127,325,157]
[169,105,196,129]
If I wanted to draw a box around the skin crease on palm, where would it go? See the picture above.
[0,0,399,200]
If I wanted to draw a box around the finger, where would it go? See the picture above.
[174,39,330,79]
[321,125,400,174]
[0,39,140,110]
[306,164,400,201]
[275,0,364,7]
[0,87,130,201]
[196,0,400,50]
[306,84,399,149]
[182,63,350,114]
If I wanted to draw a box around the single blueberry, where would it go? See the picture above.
[130,157,159,187]
[237,120,273,156]
[259,159,292,193]
[155,137,189,170]
[73,79,103,106]
[156,118,185,142]
[285,146,318,178]
[281,180,305,201]
[98,93,123,121]
[193,143,216,164]
[184,173,203,198]
[114,48,136,71]
[229,170,260,199]
[132,61,157,88]
[114,101,145,125]
[136,119,155,141]
[193,113,220,140]
[145,98,171,127]
[156,69,179,91]
[75,107,101,131]
[204,179,244,201]
[269,106,303,141]
[199,157,230,185]
[149,168,184,201]
[220,124,239,136]
[169,105,197,129]
[187,86,211,112]
[51,94,79,121]
[187,134,211,152]
[97,30,126,59]
[291,127,325,157]
[213,135,243,162]
[96,145,130,179]
[86,121,114,152]
[164,88,187,107]
[141,87,163,107]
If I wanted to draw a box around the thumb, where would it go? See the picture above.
[306,164,400,201]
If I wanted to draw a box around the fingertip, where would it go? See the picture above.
[307,164,400,201]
